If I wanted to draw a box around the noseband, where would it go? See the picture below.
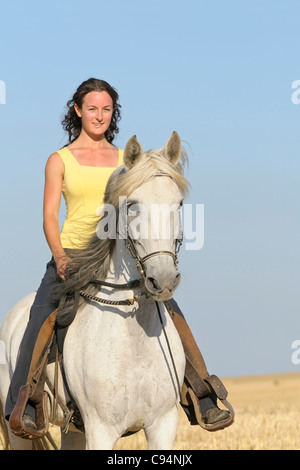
[126,233,182,279]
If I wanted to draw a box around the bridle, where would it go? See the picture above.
[125,171,183,279]
[79,173,183,306]
[125,230,183,280]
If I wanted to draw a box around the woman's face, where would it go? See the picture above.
[75,90,114,139]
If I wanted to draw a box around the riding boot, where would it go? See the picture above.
[9,309,58,439]
[165,300,234,432]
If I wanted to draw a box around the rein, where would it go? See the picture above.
[155,301,182,399]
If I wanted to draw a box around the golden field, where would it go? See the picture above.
[1,372,300,450]
[115,372,300,450]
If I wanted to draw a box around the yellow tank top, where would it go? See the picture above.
[57,147,124,249]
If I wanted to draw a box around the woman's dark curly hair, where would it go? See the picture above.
[62,78,121,145]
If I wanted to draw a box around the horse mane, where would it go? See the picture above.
[58,147,189,310]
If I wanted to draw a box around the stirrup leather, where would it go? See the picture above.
[9,309,57,439]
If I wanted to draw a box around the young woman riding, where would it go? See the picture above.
[6,78,233,437]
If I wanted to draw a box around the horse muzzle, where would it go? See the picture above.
[144,268,181,301]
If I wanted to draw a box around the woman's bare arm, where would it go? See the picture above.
[43,153,70,280]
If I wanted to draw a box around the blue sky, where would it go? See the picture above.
[0,0,299,377]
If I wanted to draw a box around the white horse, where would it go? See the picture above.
[0,132,190,450]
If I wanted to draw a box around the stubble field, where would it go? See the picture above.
[115,372,300,450]
[1,372,300,450]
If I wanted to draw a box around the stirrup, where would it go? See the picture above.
[186,374,235,432]
[9,385,49,439]
[187,387,234,431]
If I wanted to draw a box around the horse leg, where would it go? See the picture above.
[145,407,179,450]
[60,429,86,450]
[83,417,119,450]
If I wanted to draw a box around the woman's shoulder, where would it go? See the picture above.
[54,146,70,158]
[49,147,72,163]
[45,149,66,172]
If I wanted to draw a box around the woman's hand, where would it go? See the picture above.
[55,255,72,281]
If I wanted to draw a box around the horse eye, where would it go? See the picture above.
[127,201,136,210]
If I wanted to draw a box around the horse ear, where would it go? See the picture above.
[123,135,143,169]
[163,131,181,165]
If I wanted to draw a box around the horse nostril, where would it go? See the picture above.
[173,272,181,289]
[148,277,159,290]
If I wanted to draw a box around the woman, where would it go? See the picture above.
[6,78,233,437]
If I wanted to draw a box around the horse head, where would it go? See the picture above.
[122,131,188,301]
